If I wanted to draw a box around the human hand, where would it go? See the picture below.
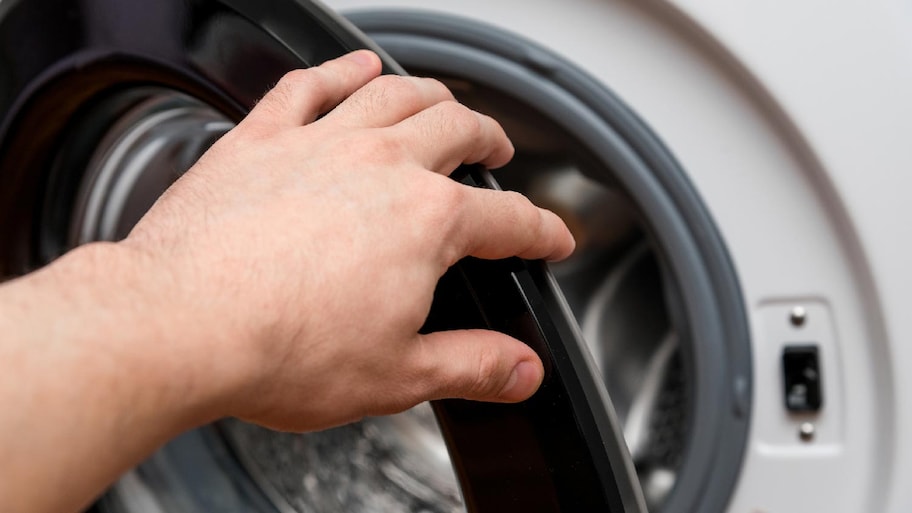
[121,50,575,432]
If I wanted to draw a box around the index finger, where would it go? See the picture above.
[244,50,382,131]
[452,186,576,262]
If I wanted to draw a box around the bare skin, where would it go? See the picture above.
[0,50,574,513]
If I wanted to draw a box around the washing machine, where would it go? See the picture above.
[0,0,908,512]
[318,1,912,512]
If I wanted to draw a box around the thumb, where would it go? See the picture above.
[413,330,544,403]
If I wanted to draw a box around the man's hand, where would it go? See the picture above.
[124,49,574,431]
[0,50,573,512]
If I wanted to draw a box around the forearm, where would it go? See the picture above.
[0,243,222,513]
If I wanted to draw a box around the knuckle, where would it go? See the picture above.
[301,70,334,99]
[438,101,480,132]
[405,175,465,264]
[401,341,445,402]
[279,67,313,85]
[430,176,466,212]
[358,130,407,164]
[503,189,532,206]
[422,76,451,94]
[409,172,458,208]
[261,79,295,113]
[501,191,544,254]
[506,191,541,227]
[416,76,454,101]
[372,74,415,93]
[424,178,465,229]
[277,68,329,102]
[362,75,419,107]
[470,345,505,397]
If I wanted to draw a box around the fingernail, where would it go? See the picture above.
[343,50,376,67]
[499,360,543,401]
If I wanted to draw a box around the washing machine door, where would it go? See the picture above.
[425,166,646,513]
[0,1,644,512]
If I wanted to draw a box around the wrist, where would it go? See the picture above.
[51,242,235,429]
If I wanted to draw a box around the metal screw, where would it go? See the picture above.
[790,306,807,327]
[799,422,815,442]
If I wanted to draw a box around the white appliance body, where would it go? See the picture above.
[325,1,912,512]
